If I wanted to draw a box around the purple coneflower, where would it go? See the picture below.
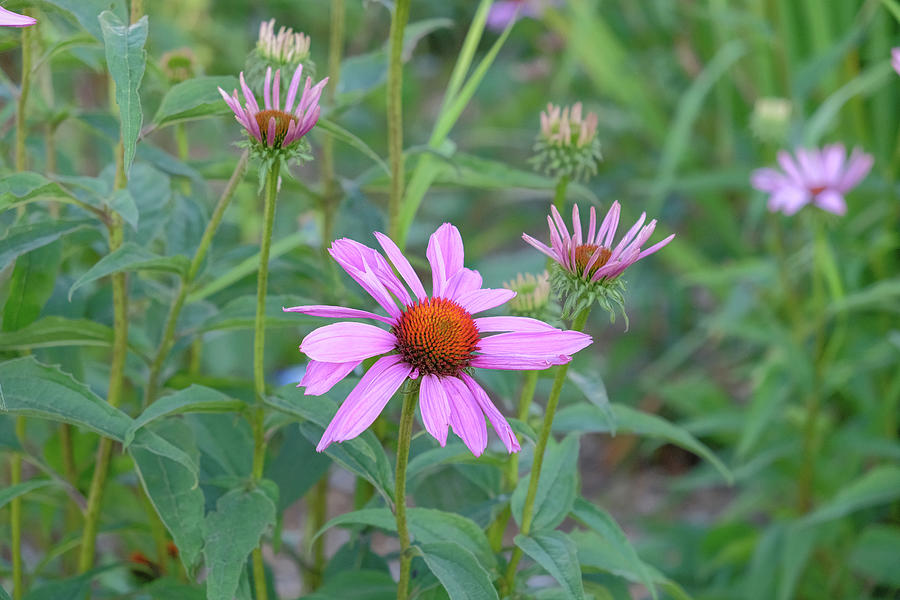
[892,48,900,76]
[284,224,593,456]
[751,145,873,216]
[218,64,326,150]
[0,6,36,27]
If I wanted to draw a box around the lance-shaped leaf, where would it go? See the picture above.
[417,541,499,600]
[68,242,189,300]
[0,220,94,270]
[2,241,62,332]
[152,76,237,128]
[514,531,585,600]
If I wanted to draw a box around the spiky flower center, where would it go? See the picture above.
[809,185,827,196]
[574,244,612,278]
[254,109,297,147]
[392,298,480,377]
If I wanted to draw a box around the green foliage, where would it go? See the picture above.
[514,532,585,600]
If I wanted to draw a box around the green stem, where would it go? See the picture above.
[503,308,590,590]
[174,123,190,195]
[250,161,281,600]
[386,0,411,239]
[395,384,420,600]
[305,473,329,590]
[15,18,33,173]
[144,150,249,405]
[78,142,129,574]
[11,417,25,600]
[552,175,569,213]
[130,0,144,23]
[320,0,344,288]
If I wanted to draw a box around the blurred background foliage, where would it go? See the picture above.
[1,0,899,598]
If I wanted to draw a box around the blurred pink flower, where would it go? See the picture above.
[0,6,36,27]
[218,64,326,149]
[751,145,873,216]
[486,0,543,30]
[893,47,900,76]
[523,203,674,283]
[284,223,592,456]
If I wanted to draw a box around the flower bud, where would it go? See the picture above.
[750,97,791,144]
[245,19,316,96]
[530,102,603,182]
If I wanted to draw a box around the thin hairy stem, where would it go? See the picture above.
[395,384,420,600]
[386,0,411,239]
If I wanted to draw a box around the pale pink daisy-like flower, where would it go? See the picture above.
[218,64,327,150]
[284,224,593,456]
[751,145,873,216]
[524,203,674,284]
[0,6,36,27]
[892,48,900,76]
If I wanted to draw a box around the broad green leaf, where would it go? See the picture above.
[31,32,99,72]
[0,583,9,600]
[570,498,655,598]
[299,570,396,600]
[266,388,395,503]
[515,531,585,600]
[99,11,148,171]
[316,507,495,569]
[848,525,900,586]
[22,565,119,600]
[0,172,78,212]
[511,435,579,531]
[554,404,733,483]
[2,241,61,331]
[0,219,93,270]
[0,317,113,351]
[203,487,276,600]
[801,465,900,526]
[317,118,389,174]
[0,480,58,511]
[125,385,244,447]
[265,428,331,512]
[408,442,475,480]
[131,420,205,575]
[40,0,127,40]
[68,242,189,300]
[417,541,499,600]
[153,76,237,128]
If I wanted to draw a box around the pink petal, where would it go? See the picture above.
[317,355,412,451]
[751,168,789,193]
[522,233,558,263]
[374,232,427,302]
[282,304,393,325]
[637,233,675,260]
[285,63,304,113]
[777,150,806,185]
[0,6,37,26]
[572,204,583,245]
[814,189,846,215]
[443,268,483,301]
[427,223,465,298]
[444,377,488,457]
[471,354,571,370]
[477,330,593,358]
[460,373,520,454]
[601,201,621,247]
[239,72,259,114]
[587,206,597,243]
[329,239,402,318]
[455,288,516,314]
[419,375,451,446]
[837,149,873,192]
[474,316,557,333]
[300,322,396,362]
[263,66,273,110]
[770,186,810,215]
[300,360,360,395]
[272,69,281,111]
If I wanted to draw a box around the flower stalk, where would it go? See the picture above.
[503,307,590,589]
[144,150,249,406]
[387,0,411,239]
[395,382,420,600]
[15,15,33,173]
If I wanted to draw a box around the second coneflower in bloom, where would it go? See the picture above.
[530,102,603,182]
[523,203,674,319]
[750,145,873,216]
[284,224,593,456]
[218,64,327,161]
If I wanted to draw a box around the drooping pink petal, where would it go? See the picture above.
[300,360,360,395]
[419,375,451,446]
[751,168,789,193]
[471,354,571,370]
[477,330,593,358]
[442,268,483,301]
[317,355,412,451]
[427,223,465,297]
[522,233,557,261]
[282,304,393,324]
[636,233,675,260]
[329,239,402,318]
[837,149,873,192]
[239,72,259,114]
[455,288,516,314]
[777,150,805,185]
[374,232,427,302]
[0,6,37,27]
[813,189,846,215]
[460,373,520,454]
[443,377,488,457]
[263,66,273,110]
[474,316,558,333]
[300,322,396,362]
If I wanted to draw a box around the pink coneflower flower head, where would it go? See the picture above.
[486,0,539,30]
[218,64,327,160]
[892,48,900,76]
[0,6,36,27]
[531,102,603,182]
[523,203,674,319]
[751,145,873,216]
[284,224,593,457]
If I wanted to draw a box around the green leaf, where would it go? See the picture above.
[570,498,655,598]
[848,525,900,586]
[0,172,78,212]
[125,385,244,447]
[2,241,61,332]
[317,118,389,174]
[266,388,395,503]
[417,541,499,600]
[511,435,579,531]
[99,10,148,171]
[554,404,733,484]
[152,76,237,128]
[68,242,189,300]
[202,487,276,600]
[515,531,585,600]
[23,565,119,600]
[0,317,113,351]
[31,32,99,72]
[131,420,205,575]
[0,480,58,511]
[0,219,93,270]
[299,570,396,600]
[0,583,9,600]
[40,0,127,40]
[195,294,311,333]
[801,465,900,526]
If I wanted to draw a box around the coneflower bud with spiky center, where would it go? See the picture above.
[245,19,316,97]
[530,102,603,182]
[503,272,553,320]
[160,48,199,84]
